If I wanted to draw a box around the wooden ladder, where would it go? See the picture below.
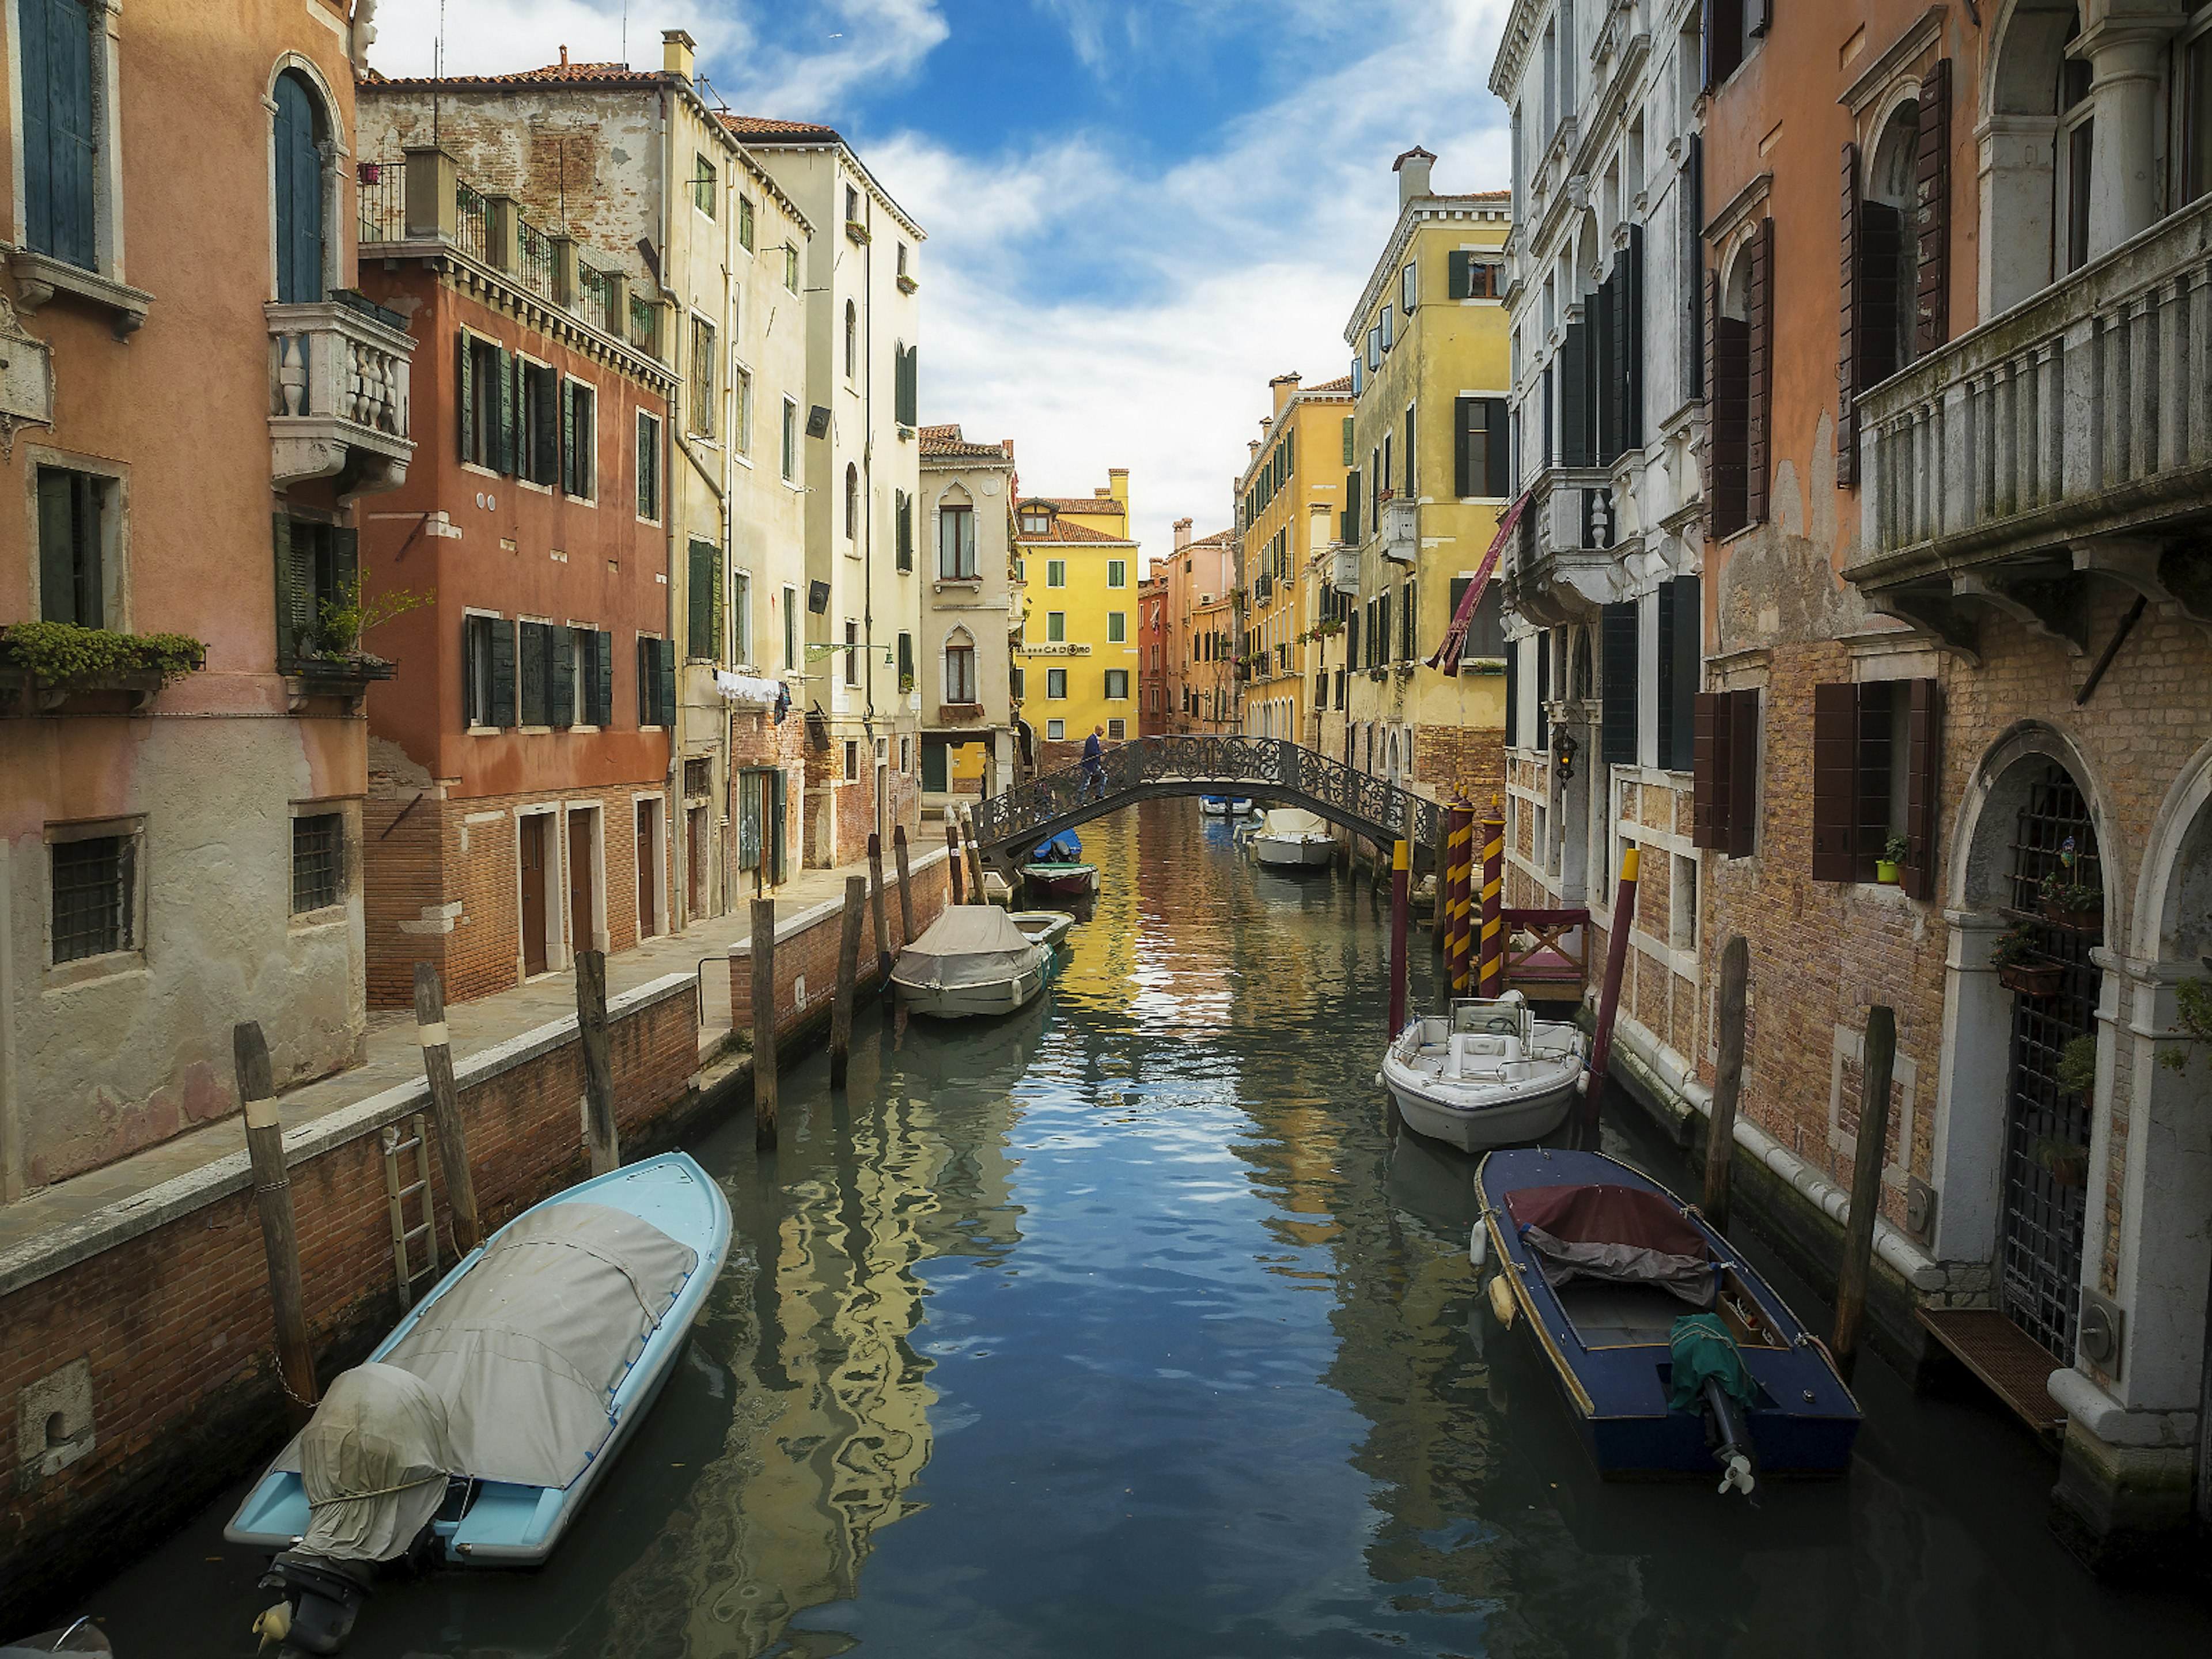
[380,1113,441,1310]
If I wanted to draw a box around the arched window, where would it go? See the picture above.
[1985,5,2086,313]
[844,463,859,540]
[272,69,327,303]
[844,300,857,380]
[1857,103,1923,384]
[943,627,976,703]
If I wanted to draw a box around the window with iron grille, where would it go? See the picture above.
[1107,718,1125,739]
[738,195,755,251]
[51,833,132,964]
[292,812,343,913]
[684,757,712,798]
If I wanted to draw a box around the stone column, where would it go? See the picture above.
[2080,22,2168,260]
[401,146,459,242]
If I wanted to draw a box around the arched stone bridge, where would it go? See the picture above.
[967,736,1446,875]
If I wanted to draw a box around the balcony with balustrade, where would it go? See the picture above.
[1850,190,2212,655]
[268,290,416,497]
[1501,464,1619,628]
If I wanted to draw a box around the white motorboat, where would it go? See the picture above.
[1249,807,1336,869]
[1379,994,1586,1151]
[892,904,1050,1018]
[1199,796,1255,816]
[1007,910,1074,950]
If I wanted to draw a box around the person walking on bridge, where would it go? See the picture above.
[1081,725,1107,802]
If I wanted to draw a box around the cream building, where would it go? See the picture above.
[722,114,926,868]
[916,425,1019,800]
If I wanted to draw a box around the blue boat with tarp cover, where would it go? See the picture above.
[1474,1148,1859,1491]
[1022,829,1097,900]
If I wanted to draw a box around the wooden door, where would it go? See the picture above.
[688,806,707,917]
[520,815,548,976]
[568,809,594,956]
[636,800,658,938]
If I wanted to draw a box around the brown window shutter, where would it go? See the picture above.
[1703,265,1721,403]
[1694,691,1729,849]
[1745,216,1774,525]
[1725,690,1759,858]
[1903,677,1944,899]
[1838,141,1861,488]
[1915,58,1952,357]
[1857,203,1904,389]
[1853,684,1895,884]
[1812,683,1859,881]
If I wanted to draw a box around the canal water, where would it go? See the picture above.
[93,801,2212,1657]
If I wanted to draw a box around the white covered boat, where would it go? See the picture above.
[1249,807,1335,869]
[891,904,1050,1018]
[1380,994,1586,1150]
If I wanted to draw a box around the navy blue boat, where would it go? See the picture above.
[1475,1148,1859,1487]
[1032,830,1082,862]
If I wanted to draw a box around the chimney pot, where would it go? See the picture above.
[1393,145,1437,207]
[662,29,697,79]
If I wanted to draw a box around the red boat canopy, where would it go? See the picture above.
[1504,1184,1708,1261]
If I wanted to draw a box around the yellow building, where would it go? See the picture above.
[1333,147,1513,807]
[1234,372,1354,746]
[1013,469,1141,766]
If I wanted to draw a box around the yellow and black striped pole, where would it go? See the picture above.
[1446,803,1475,997]
[1478,798,1505,997]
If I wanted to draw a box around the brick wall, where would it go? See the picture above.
[1413,721,1505,806]
[363,778,668,1009]
[0,978,699,1633]
[731,850,955,1037]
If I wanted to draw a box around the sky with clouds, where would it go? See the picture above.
[365,0,1516,559]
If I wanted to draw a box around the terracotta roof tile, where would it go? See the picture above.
[1016,519,1131,545]
[1306,373,1354,393]
[1022,495,1124,517]
[359,59,666,91]
[919,422,1012,460]
[720,113,844,145]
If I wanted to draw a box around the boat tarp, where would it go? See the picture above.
[1032,831,1082,862]
[1258,808,1328,838]
[1667,1312,1758,1412]
[896,904,1038,986]
[323,1200,696,1491]
[279,1363,457,1562]
[1505,1184,1715,1307]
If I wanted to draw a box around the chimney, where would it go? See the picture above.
[1268,371,1301,416]
[1393,145,1437,207]
[1174,517,1192,552]
[662,29,697,79]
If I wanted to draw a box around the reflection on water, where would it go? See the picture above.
[91,801,2212,1658]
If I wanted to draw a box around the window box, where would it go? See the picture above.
[2039,895,2103,934]
[287,651,398,707]
[937,702,984,723]
[844,219,872,245]
[0,624,204,714]
[1995,957,2065,998]
[897,274,919,295]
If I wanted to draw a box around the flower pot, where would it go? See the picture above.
[2040,896,2102,933]
[1874,861,1900,884]
[1998,958,2065,997]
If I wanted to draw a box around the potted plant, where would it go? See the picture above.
[305,567,431,679]
[1991,926,2063,997]
[2039,873,2104,933]
[2030,1132,2090,1188]
[2160,975,2212,1074]
[2056,1033,2098,1099]
[1876,835,1907,884]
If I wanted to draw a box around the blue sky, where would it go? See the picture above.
[367,0,1516,557]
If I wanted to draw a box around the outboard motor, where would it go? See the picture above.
[1700,1376,1758,1497]
[256,1551,372,1656]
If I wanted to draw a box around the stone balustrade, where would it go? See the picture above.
[267,298,417,498]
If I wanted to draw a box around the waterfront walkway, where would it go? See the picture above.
[0,850,896,1266]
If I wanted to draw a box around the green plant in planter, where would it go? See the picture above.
[2039,872,2104,914]
[2159,975,2212,1073]
[899,672,916,694]
[312,567,433,659]
[1989,926,2043,969]
[0,620,207,686]
[1884,835,1909,866]
[2056,1033,2099,1096]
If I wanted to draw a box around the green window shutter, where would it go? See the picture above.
[488,619,516,727]
[534,368,558,486]
[548,627,575,727]
[658,641,677,728]
[21,0,95,268]
[559,376,575,493]
[271,514,296,666]
[457,335,474,463]
[37,471,79,625]
[1342,416,1354,467]
[594,630,615,726]
[1448,250,1472,300]
[636,636,652,725]
[496,348,517,475]
[330,527,358,620]
[1484,398,1512,497]
[898,632,914,682]
[688,540,717,658]
[573,385,593,498]
[518,622,547,725]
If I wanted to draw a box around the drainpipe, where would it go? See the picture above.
[660,85,683,929]
[861,170,877,747]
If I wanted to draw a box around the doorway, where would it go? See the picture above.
[688,805,709,919]
[738,768,787,892]
[636,798,661,939]
[1998,764,2099,1361]
[519,813,549,977]
[567,808,598,957]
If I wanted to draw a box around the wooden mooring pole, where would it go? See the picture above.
[412,962,481,1254]
[751,897,779,1150]
[1702,935,1749,1235]
[867,832,893,968]
[1832,1004,1896,1381]
[1478,799,1505,996]
[892,824,916,945]
[1581,845,1641,1130]
[945,819,966,904]
[830,875,867,1089]
[234,1022,319,1428]
[1387,838,1410,1036]
[962,810,988,904]
[575,950,620,1176]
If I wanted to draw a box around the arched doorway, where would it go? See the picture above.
[272,70,326,304]
[1995,762,2100,1360]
